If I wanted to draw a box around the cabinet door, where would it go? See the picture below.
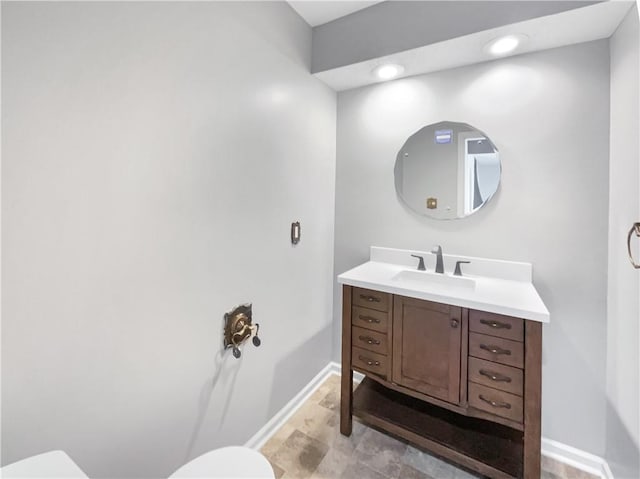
[392,296,462,404]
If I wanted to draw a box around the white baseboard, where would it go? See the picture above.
[247,362,613,478]
[601,461,615,479]
[326,361,364,383]
[244,362,359,451]
[244,362,338,450]
[542,438,613,479]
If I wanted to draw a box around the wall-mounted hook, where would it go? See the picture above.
[223,304,261,358]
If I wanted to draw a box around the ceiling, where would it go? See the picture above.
[309,1,634,91]
[288,1,384,26]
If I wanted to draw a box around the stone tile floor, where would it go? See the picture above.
[260,375,599,479]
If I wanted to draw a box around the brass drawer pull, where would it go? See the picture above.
[479,394,512,409]
[480,344,512,355]
[360,294,381,303]
[358,355,380,367]
[358,315,381,324]
[358,335,381,345]
[479,369,512,383]
[479,319,512,329]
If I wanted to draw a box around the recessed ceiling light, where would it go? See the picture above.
[372,63,405,80]
[484,34,528,57]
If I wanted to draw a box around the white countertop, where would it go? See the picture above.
[337,247,550,323]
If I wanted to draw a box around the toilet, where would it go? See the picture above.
[0,451,87,478]
[1,447,275,479]
[169,447,275,478]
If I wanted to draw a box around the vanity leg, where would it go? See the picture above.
[523,321,542,479]
[340,285,353,436]
[340,369,353,436]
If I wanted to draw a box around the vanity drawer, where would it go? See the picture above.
[352,346,387,379]
[468,357,523,396]
[469,333,524,369]
[469,310,524,342]
[352,326,387,355]
[469,382,523,423]
[352,306,388,333]
[352,287,391,312]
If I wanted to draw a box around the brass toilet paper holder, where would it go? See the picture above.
[224,304,261,358]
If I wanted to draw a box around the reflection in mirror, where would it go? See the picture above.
[395,121,501,220]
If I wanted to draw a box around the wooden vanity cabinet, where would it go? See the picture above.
[340,285,542,479]
[392,296,463,404]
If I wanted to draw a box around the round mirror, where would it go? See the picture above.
[394,121,501,219]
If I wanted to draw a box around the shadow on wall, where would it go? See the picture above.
[183,347,243,464]
[267,325,333,419]
[540,310,608,457]
[605,403,640,479]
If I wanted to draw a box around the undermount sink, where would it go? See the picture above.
[392,269,476,290]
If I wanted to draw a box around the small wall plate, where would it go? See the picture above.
[291,221,301,245]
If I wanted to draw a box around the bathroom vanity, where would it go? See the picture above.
[338,247,549,479]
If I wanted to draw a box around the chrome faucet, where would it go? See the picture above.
[411,254,426,271]
[431,245,444,274]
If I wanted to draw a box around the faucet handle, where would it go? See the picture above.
[411,254,426,271]
[454,261,471,276]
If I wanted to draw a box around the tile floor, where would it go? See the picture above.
[260,375,599,479]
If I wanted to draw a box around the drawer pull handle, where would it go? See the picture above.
[480,344,512,355]
[360,294,381,303]
[479,319,512,329]
[479,394,512,409]
[358,355,380,367]
[358,335,381,345]
[358,315,381,324]
[479,369,512,383]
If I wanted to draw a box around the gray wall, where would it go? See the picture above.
[311,0,596,73]
[1,2,336,477]
[607,5,640,478]
[333,40,610,456]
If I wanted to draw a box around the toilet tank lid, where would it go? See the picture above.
[169,446,274,478]
[1,450,88,478]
